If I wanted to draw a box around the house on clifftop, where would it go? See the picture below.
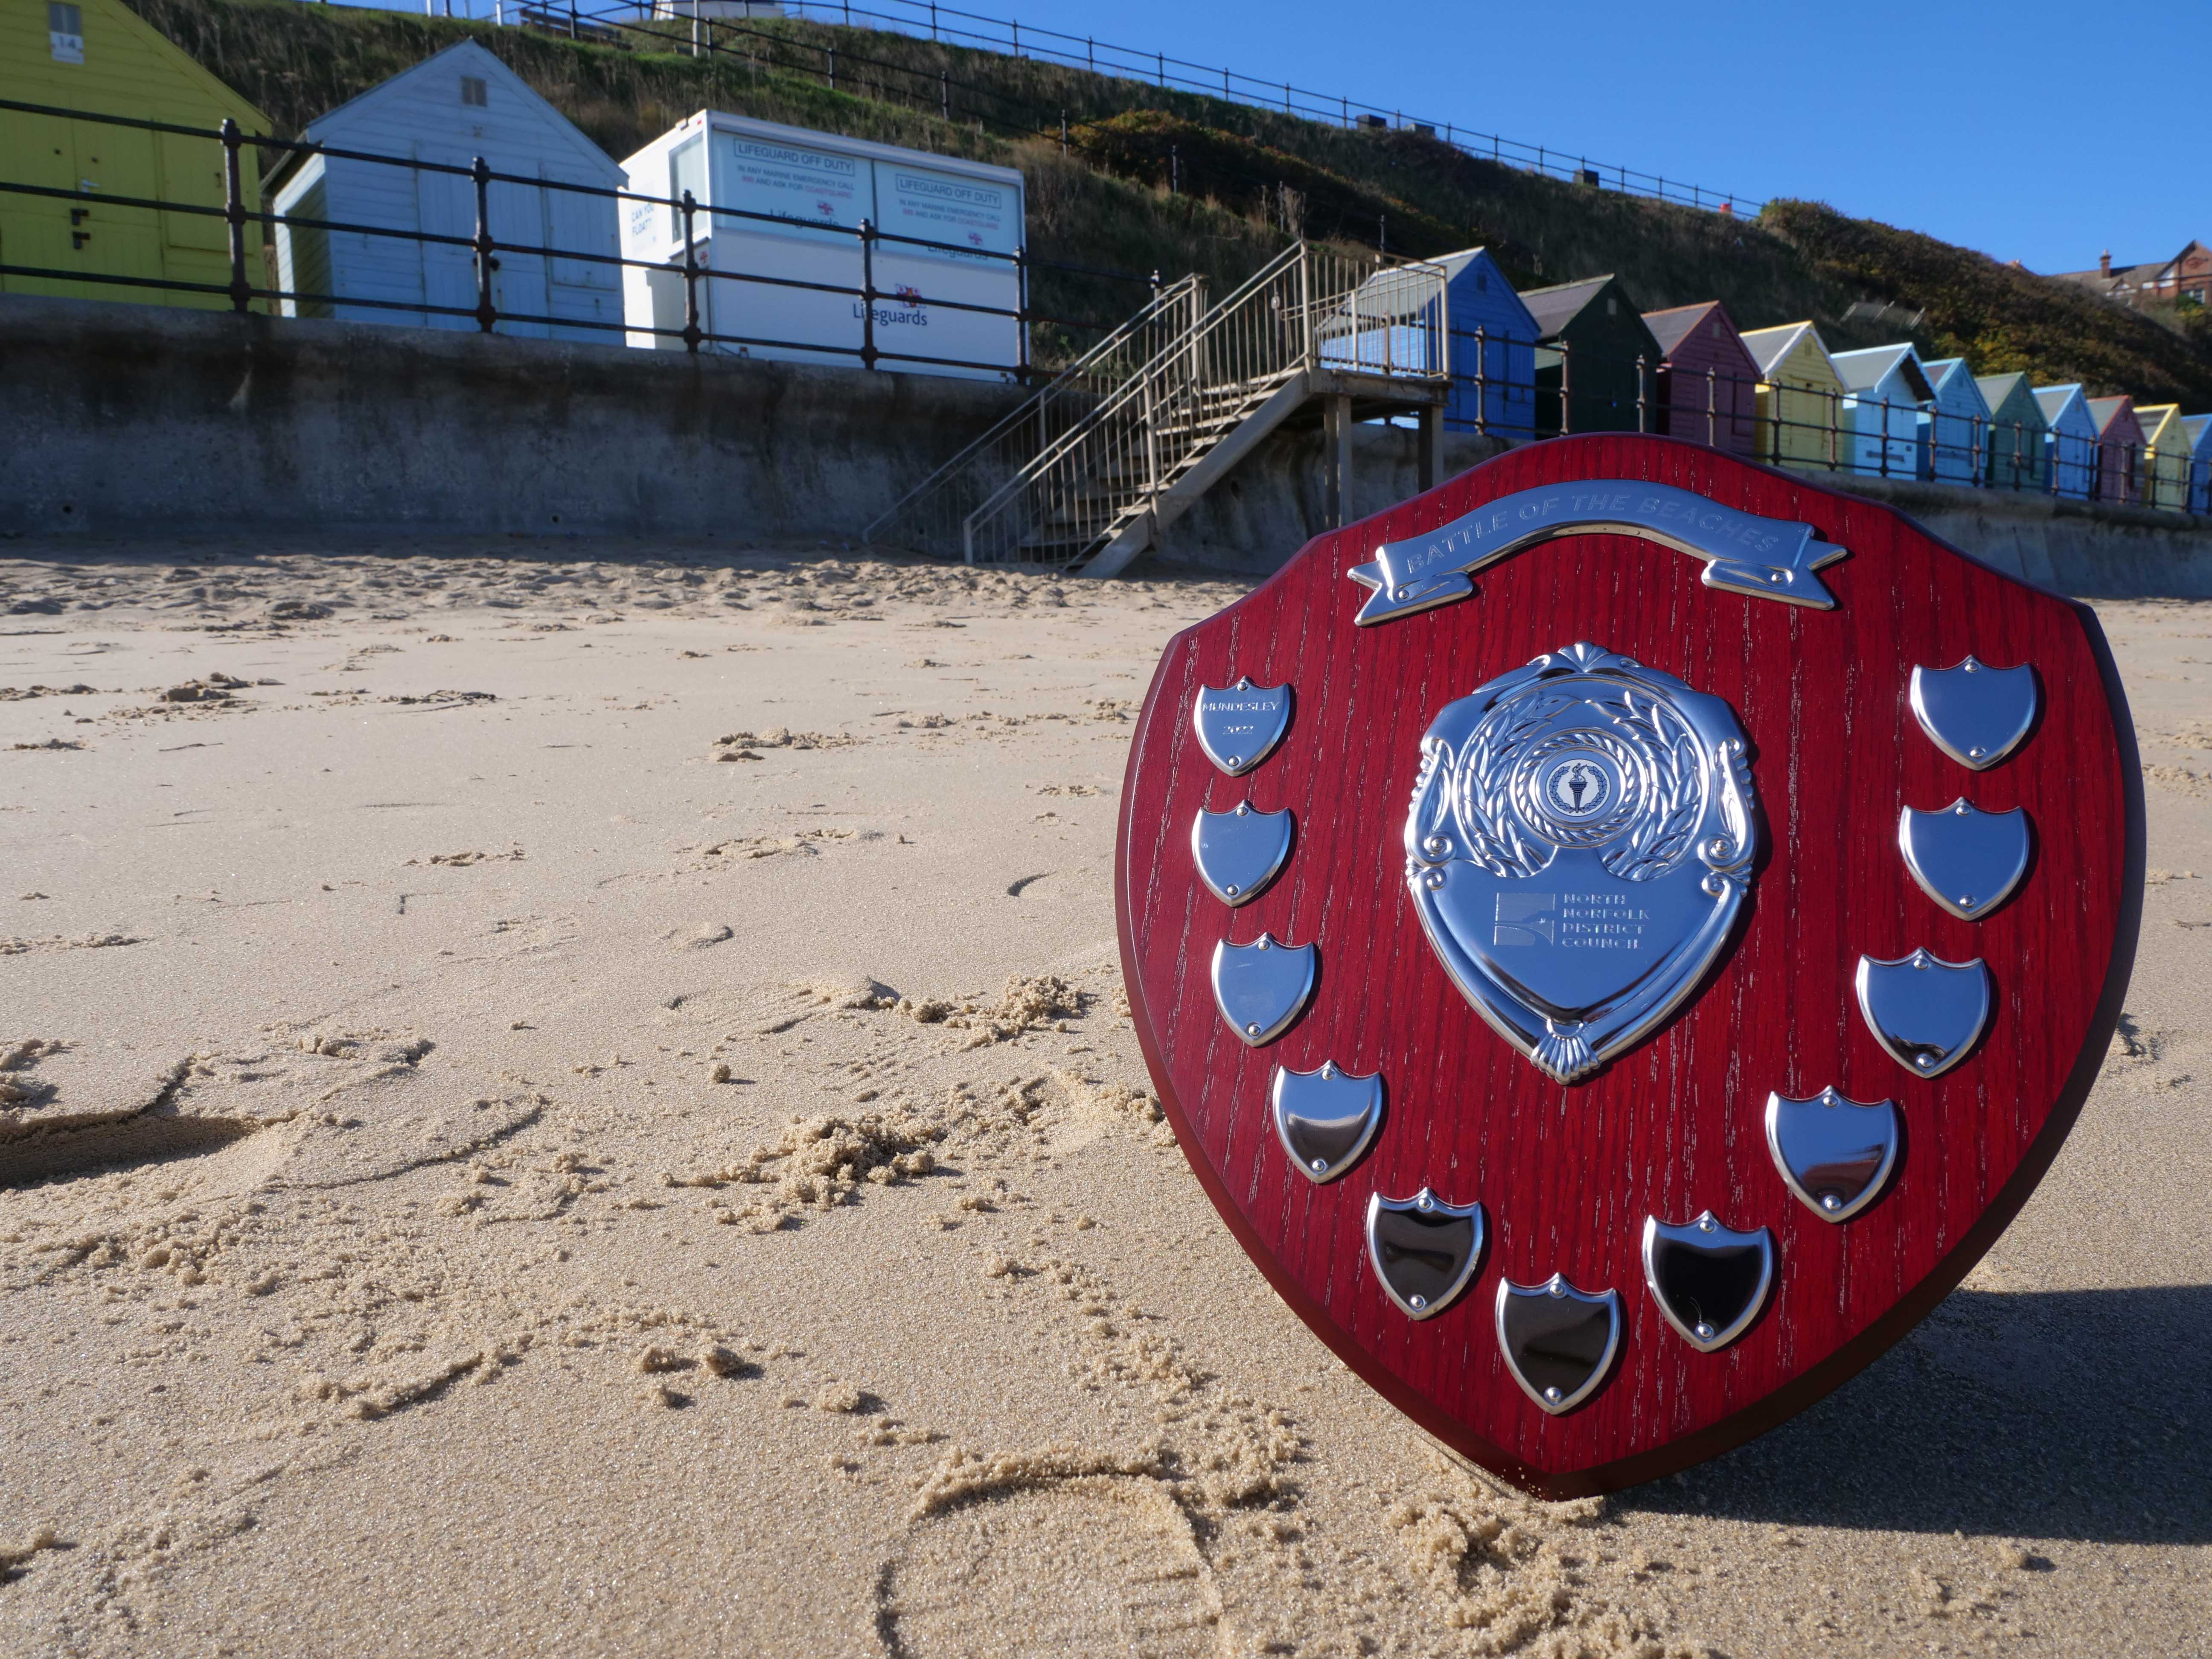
[2051,242,2212,307]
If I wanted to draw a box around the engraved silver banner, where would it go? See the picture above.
[1345,481,1848,627]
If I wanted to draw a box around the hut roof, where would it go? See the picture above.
[1739,322,1825,377]
[1641,301,1727,359]
[2034,385,2093,430]
[1830,344,1933,402]
[2185,413,2212,454]
[1973,371,2035,413]
[1518,276,1617,337]
[2086,395,2138,435]
[275,39,620,186]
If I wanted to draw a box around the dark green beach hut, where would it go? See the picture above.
[1522,275,1661,436]
[1974,372,2048,492]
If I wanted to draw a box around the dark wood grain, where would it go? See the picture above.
[1115,434,2143,1497]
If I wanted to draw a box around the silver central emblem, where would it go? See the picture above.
[1404,642,1759,1084]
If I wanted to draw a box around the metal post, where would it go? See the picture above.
[1634,352,1646,434]
[679,189,701,352]
[1970,415,1982,489]
[1418,401,1442,492]
[221,118,250,315]
[1010,19,1018,56]
[1157,51,1164,87]
[1014,244,1030,382]
[859,218,877,370]
[1828,388,1838,472]
[1705,365,1716,447]
[940,72,950,121]
[931,2,937,40]
[828,44,836,92]
[1297,247,1312,369]
[691,10,700,57]
[472,157,497,333]
[1324,393,1351,528]
[1560,340,1572,436]
[1473,323,1487,436]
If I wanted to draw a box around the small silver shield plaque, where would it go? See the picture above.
[1193,678,1291,776]
[1403,643,1758,1083]
[1271,1061,1382,1182]
[1639,1212,1773,1352]
[1210,933,1316,1046]
[1191,803,1294,906]
[1365,1188,1485,1318]
[1855,949,1991,1077]
[1909,656,2038,769]
[1764,1087,1899,1221]
[1898,800,2032,920]
[1495,1274,1622,1414]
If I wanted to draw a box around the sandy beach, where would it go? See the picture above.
[0,538,2206,1658]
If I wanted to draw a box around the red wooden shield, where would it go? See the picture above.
[1115,435,2142,1496]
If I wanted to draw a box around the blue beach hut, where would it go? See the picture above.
[1918,358,1991,485]
[269,40,626,341]
[1829,344,1932,477]
[2185,414,2212,514]
[2034,384,2099,500]
[1432,247,1539,438]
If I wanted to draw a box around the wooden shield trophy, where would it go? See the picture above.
[1115,435,2142,1496]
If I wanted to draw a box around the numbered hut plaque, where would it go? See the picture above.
[1115,435,2141,1496]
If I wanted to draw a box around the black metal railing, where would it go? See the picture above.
[1442,324,2212,515]
[0,96,1155,378]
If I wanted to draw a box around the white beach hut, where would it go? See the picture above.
[269,41,625,341]
[1917,358,1991,486]
[1830,344,1933,478]
[619,111,1027,381]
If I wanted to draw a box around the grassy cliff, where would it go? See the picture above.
[119,0,2212,402]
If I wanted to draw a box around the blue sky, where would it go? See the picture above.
[353,0,2210,274]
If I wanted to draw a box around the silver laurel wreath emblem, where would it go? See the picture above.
[1404,642,1758,1083]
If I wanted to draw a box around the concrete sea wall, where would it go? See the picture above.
[4,295,2210,599]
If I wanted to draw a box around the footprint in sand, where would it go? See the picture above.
[876,1479,1225,1659]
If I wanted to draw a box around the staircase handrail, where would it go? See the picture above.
[957,240,1314,542]
[862,274,1203,553]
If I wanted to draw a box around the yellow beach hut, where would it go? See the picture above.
[0,0,269,309]
[1740,321,1845,471]
[2137,405,2195,514]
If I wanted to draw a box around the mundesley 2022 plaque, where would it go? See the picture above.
[1115,435,2142,1496]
